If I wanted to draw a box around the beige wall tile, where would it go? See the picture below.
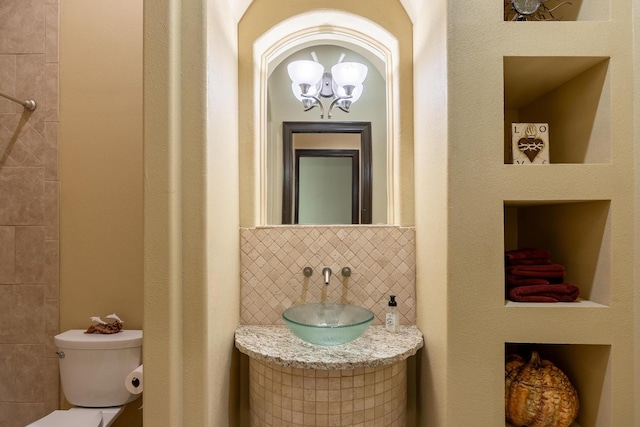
[0,285,45,344]
[44,63,58,116]
[0,227,15,283]
[0,0,45,54]
[0,167,44,225]
[5,124,44,166]
[43,240,58,299]
[42,357,59,413]
[0,0,58,421]
[44,181,58,239]
[16,226,44,283]
[13,345,46,402]
[45,4,58,63]
[16,54,46,132]
[240,226,415,325]
[0,402,47,427]
[44,298,58,355]
[43,122,58,180]
[0,55,20,114]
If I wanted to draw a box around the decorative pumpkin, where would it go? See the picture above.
[505,351,579,427]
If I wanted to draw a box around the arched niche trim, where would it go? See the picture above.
[253,10,400,225]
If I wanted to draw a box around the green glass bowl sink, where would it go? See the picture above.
[282,303,374,346]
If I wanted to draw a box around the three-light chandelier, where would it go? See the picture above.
[287,52,368,119]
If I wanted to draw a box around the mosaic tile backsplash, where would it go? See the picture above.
[248,358,407,427]
[240,226,415,325]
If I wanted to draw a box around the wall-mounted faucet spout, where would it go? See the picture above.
[322,267,332,285]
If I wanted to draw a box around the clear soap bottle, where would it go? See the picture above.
[385,295,398,333]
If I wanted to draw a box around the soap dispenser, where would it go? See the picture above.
[385,295,398,333]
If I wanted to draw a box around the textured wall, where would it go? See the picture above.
[241,226,415,325]
[0,0,60,425]
[59,2,143,425]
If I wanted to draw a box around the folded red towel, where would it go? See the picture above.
[506,274,564,287]
[506,257,552,266]
[508,283,580,303]
[506,264,565,279]
[506,275,550,288]
[505,248,551,261]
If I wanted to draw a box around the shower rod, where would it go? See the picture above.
[0,90,37,111]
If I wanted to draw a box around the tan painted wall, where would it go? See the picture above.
[143,0,240,426]
[414,1,636,425]
[634,0,640,422]
[60,1,143,425]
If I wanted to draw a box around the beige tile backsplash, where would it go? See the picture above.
[0,0,59,425]
[240,226,416,325]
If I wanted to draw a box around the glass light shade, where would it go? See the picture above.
[287,60,324,86]
[330,62,368,87]
[333,82,363,103]
[512,0,542,15]
[291,82,319,101]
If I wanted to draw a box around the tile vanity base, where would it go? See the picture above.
[249,358,407,427]
[236,325,423,427]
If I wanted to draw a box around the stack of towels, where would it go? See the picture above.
[505,248,580,302]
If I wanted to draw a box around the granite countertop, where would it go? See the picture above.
[234,325,423,370]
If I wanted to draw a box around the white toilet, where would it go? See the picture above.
[27,329,143,427]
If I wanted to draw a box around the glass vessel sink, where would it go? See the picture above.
[282,303,374,346]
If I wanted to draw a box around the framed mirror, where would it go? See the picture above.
[282,121,372,224]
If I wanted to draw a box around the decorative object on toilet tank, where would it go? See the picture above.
[505,351,579,427]
[512,123,549,164]
[504,0,572,21]
[85,313,124,334]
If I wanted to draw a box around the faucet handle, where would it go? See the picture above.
[341,267,351,277]
[303,267,313,277]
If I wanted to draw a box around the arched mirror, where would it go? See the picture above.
[266,45,387,224]
[282,121,372,224]
[251,11,408,227]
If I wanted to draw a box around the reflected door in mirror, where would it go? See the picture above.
[295,150,359,224]
[282,122,372,224]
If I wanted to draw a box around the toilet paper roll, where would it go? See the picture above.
[125,365,143,395]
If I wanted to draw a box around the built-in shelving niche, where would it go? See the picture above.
[504,343,612,427]
[503,0,610,22]
[504,200,610,306]
[503,56,610,165]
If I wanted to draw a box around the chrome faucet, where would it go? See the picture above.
[322,267,332,285]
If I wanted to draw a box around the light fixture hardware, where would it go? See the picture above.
[287,52,367,119]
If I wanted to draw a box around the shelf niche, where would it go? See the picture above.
[504,0,610,22]
[505,343,612,427]
[504,56,610,165]
[504,200,610,306]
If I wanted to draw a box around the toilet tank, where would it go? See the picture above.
[54,329,143,408]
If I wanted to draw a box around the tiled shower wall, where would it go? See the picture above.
[0,1,60,426]
[240,226,415,325]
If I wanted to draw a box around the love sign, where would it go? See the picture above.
[512,123,549,165]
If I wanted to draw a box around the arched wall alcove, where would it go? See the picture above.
[258,15,392,225]
[238,0,414,227]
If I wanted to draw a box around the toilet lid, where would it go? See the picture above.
[26,410,102,427]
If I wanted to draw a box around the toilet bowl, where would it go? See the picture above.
[27,329,143,427]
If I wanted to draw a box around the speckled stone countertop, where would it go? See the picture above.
[235,325,423,370]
